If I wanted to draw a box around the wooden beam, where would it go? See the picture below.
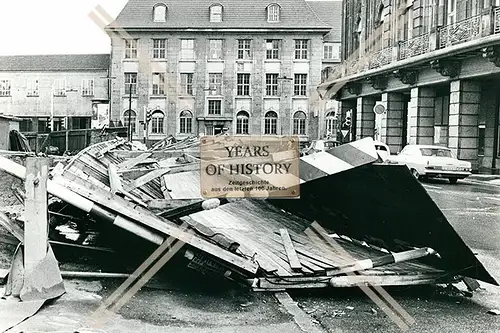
[24,157,49,273]
[123,167,171,192]
[117,152,153,170]
[329,274,445,288]
[279,229,302,271]
[108,164,124,193]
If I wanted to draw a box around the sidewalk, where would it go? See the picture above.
[469,174,500,182]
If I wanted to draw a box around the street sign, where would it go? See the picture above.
[373,102,386,114]
[341,130,349,137]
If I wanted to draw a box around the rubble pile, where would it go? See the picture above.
[0,136,497,294]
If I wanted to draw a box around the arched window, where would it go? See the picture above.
[179,110,193,134]
[264,111,278,135]
[325,111,336,136]
[123,110,137,134]
[153,4,167,22]
[236,111,249,134]
[210,4,223,22]
[267,4,280,22]
[151,110,164,134]
[292,111,306,135]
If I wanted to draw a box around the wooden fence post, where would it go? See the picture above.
[24,157,49,272]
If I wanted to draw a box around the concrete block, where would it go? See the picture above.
[417,107,435,118]
[416,98,435,108]
[416,117,435,127]
[448,137,459,148]
[448,114,460,126]
[458,126,479,137]
[457,147,479,160]
[460,81,481,93]
[457,137,479,149]
[459,114,479,127]
[416,126,435,137]
[416,136,434,145]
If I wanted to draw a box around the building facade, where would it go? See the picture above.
[320,0,500,173]
[0,54,110,133]
[106,0,340,143]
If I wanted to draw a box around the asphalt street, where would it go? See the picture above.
[421,178,500,279]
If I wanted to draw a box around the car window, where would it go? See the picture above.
[420,148,453,157]
[376,145,387,151]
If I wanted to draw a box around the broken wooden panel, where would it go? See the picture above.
[186,199,445,283]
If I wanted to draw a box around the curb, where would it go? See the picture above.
[469,175,500,181]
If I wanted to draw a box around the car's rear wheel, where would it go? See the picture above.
[449,178,458,184]
[410,169,420,180]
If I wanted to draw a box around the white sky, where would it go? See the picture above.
[0,0,128,55]
[0,0,336,56]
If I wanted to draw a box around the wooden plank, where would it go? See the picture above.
[108,164,124,193]
[264,240,315,275]
[117,152,153,170]
[123,167,171,192]
[279,229,302,270]
[328,274,445,287]
[24,157,49,272]
[52,173,259,275]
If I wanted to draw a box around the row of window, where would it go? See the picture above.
[19,116,90,133]
[0,79,94,97]
[124,72,308,97]
[153,3,282,24]
[125,38,340,61]
[123,110,308,135]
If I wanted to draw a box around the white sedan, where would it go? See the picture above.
[385,145,472,184]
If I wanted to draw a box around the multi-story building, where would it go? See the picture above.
[320,0,500,173]
[308,0,343,139]
[106,0,339,143]
[0,54,110,133]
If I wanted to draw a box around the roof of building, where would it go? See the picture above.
[0,54,110,72]
[0,114,22,121]
[307,0,342,42]
[109,0,332,30]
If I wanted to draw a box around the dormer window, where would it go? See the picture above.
[153,3,167,22]
[267,4,280,22]
[210,4,223,22]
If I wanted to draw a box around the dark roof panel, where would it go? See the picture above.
[109,0,331,29]
[307,1,342,42]
[0,54,110,72]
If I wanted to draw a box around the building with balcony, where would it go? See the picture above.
[0,54,110,134]
[106,0,341,143]
[319,0,500,173]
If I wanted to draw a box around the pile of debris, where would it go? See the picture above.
[0,136,496,293]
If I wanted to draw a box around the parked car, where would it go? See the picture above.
[373,140,391,162]
[385,144,472,184]
[301,139,342,156]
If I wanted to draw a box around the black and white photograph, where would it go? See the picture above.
[0,0,499,332]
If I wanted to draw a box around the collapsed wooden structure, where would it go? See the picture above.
[0,137,497,290]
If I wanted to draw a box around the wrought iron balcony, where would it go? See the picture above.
[399,33,431,60]
[323,6,500,84]
[438,15,482,49]
[369,47,393,69]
